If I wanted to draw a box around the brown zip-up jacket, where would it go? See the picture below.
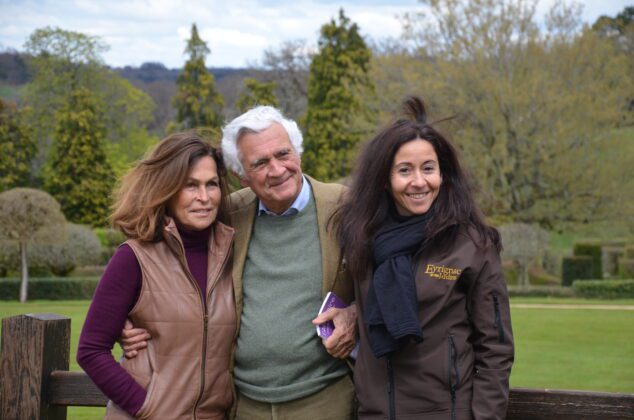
[354,225,514,420]
[104,218,236,420]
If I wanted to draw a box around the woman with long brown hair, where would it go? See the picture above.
[78,132,236,419]
[333,96,514,420]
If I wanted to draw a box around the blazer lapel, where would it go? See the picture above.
[229,193,257,314]
[308,176,338,298]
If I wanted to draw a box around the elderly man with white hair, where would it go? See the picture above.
[222,106,356,419]
[121,106,357,419]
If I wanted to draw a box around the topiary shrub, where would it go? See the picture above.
[30,223,103,277]
[0,188,67,302]
[603,246,625,278]
[573,241,603,279]
[562,256,593,286]
[0,276,99,300]
[0,242,19,277]
[572,279,634,299]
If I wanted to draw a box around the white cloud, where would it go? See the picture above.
[0,0,630,68]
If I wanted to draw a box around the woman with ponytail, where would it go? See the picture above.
[332,96,514,419]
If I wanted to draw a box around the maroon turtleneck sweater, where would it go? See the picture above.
[77,224,211,416]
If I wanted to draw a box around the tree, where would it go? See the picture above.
[23,27,156,180]
[395,0,632,228]
[170,23,224,134]
[593,6,633,51]
[499,223,549,287]
[592,6,634,127]
[31,223,102,276]
[44,88,115,226]
[303,9,375,181]
[236,78,279,113]
[0,188,66,302]
[260,39,312,120]
[0,99,35,190]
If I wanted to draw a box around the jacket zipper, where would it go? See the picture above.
[493,294,505,343]
[387,355,396,420]
[175,232,232,419]
[448,335,459,420]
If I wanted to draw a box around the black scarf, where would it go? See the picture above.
[365,210,429,358]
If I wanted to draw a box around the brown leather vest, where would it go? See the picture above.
[105,219,236,420]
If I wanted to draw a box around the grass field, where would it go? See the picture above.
[510,305,634,393]
[1,298,633,418]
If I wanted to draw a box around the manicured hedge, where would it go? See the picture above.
[0,277,99,300]
[561,256,593,286]
[573,241,603,279]
[603,246,624,277]
[572,279,634,299]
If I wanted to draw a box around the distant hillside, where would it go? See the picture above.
[0,50,253,133]
[114,61,248,84]
[0,51,29,85]
[0,50,248,87]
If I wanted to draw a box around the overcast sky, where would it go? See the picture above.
[0,0,630,68]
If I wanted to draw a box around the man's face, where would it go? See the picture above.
[237,123,303,214]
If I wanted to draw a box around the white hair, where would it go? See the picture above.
[221,106,304,177]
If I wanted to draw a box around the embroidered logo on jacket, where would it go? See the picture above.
[424,264,462,281]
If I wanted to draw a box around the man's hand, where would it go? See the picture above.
[312,304,357,359]
[120,319,151,359]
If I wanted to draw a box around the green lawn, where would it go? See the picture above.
[510,305,634,393]
[1,298,632,419]
[511,297,634,305]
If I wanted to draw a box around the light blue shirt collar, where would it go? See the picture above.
[258,175,311,217]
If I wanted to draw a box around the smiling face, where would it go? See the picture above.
[237,122,303,215]
[167,155,221,230]
[389,139,442,216]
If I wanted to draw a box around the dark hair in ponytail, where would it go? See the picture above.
[331,96,500,280]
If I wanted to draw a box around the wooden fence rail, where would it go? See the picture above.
[1,314,633,419]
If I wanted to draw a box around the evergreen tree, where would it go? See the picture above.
[236,78,279,113]
[24,27,156,180]
[0,100,35,191]
[44,88,114,226]
[303,9,374,181]
[171,24,224,133]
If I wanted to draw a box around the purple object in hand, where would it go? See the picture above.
[316,292,348,339]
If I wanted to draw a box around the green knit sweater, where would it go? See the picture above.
[233,196,348,402]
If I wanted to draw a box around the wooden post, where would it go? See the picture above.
[0,313,70,420]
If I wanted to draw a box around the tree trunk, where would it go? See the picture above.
[20,241,28,303]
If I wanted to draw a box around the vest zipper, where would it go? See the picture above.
[174,230,233,419]
[493,293,505,343]
[448,335,459,420]
[387,355,396,420]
